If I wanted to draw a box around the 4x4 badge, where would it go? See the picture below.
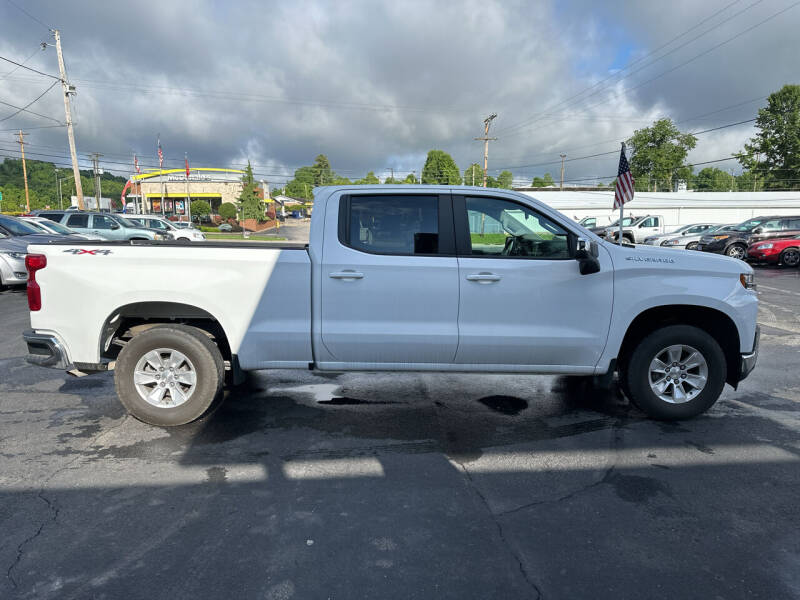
[63,248,112,255]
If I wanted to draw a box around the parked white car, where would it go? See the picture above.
[23,185,758,426]
[643,223,719,247]
[126,215,206,242]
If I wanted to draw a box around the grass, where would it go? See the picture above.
[470,233,508,245]
[204,233,287,241]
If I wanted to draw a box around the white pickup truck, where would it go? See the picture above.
[602,214,670,244]
[22,186,759,426]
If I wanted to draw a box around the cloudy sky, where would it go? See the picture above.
[1,0,798,186]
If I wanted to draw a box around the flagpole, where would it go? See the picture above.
[185,153,192,224]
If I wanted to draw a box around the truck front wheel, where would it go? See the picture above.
[114,325,224,426]
[624,325,726,420]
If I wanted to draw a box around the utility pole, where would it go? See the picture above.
[559,154,567,191]
[754,153,760,192]
[474,113,497,187]
[52,30,84,210]
[17,131,30,212]
[90,153,103,210]
[54,168,63,209]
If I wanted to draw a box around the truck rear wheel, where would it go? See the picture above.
[624,325,726,420]
[114,325,224,426]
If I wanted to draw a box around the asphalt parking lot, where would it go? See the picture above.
[1,268,798,599]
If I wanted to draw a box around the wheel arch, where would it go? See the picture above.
[99,301,232,364]
[617,304,741,387]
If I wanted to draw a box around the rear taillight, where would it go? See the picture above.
[25,254,47,311]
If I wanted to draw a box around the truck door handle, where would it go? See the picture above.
[329,271,364,280]
[466,272,501,283]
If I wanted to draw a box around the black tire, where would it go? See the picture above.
[177,237,191,244]
[686,242,698,250]
[725,243,746,260]
[780,247,800,268]
[624,325,726,420]
[114,325,224,426]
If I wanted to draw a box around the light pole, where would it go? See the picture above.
[54,168,63,209]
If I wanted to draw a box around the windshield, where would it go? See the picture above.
[607,216,636,228]
[730,217,770,232]
[112,215,138,228]
[0,215,42,236]
[41,220,76,235]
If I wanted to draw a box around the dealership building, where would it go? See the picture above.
[125,168,250,216]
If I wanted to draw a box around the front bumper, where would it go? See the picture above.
[747,250,780,263]
[0,255,27,285]
[696,240,726,254]
[23,330,72,369]
[738,326,759,382]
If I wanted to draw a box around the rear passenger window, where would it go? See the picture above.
[66,214,89,228]
[41,212,65,222]
[347,195,439,255]
[783,218,800,230]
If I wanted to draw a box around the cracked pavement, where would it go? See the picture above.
[1,268,799,599]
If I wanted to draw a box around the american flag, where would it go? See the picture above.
[613,142,634,209]
[133,154,141,174]
[157,136,163,169]
[185,154,190,178]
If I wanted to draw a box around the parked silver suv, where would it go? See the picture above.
[36,211,167,241]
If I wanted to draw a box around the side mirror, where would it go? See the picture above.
[752,227,763,234]
[575,237,601,275]
[111,223,121,230]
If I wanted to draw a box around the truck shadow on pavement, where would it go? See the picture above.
[2,364,798,599]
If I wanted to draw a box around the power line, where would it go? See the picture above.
[0,46,43,80]
[0,54,60,80]
[493,117,758,171]
[0,97,62,124]
[4,0,52,30]
[552,0,800,125]
[493,0,760,137]
[0,80,59,123]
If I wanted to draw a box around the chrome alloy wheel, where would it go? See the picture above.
[648,344,708,404]
[133,348,197,408]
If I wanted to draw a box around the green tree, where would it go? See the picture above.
[737,85,800,190]
[531,172,555,187]
[627,119,697,192]
[694,167,737,191]
[190,199,211,218]
[486,175,498,188]
[218,202,237,220]
[353,171,379,184]
[403,173,418,184]
[464,163,483,186]
[421,150,461,185]
[283,154,339,199]
[237,160,263,221]
[736,170,764,192]
[310,154,334,186]
[497,170,513,189]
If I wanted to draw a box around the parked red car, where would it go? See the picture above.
[747,236,800,267]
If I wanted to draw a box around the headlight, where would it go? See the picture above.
[740,273,756,290]
[154,233,166,240]
[755,243,773,249]
[712,234,730,240]
[0,251,26,260]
